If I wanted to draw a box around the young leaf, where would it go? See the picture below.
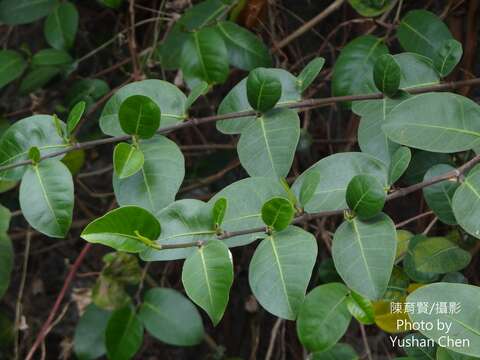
[0,233,13,299]
[311,343,359,360]
[433,39,463,78]
[296,57,325,93]
[261,197,294,231]
[408,283,480,357]
[348,0,394,17]
[346,291,375,325]
[19,66,61,95]
[73,304,111,360]
[19,159,74,238]
[138,288,204,346]
[182,240,233,326]
[296,283,351,352]
[249,226,317,320]
[216,21,272,71]
[388,146,411,185]
[453,168,480,238]
[44,2,79,50]
[346,174,386,219]
[246,67,282,112]
[113,143,144,179]
[118,95,161,139]
[212,197,227,228]
[0,50,27,89]
[81,206,161,252]
[185,81,209,110]
[299,171,320,207]
[105,306,143,360]
[332,213,396,300]
[403,235,440,283]
[0,0,57,25]
[66,101,86,136]
[373,54,401,97]
[28,147,41,164]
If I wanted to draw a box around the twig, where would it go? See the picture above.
[265,318,283,360]
[395,210,434,228]
[360,323,373,360]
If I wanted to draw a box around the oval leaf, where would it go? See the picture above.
[105,306,143,360]
[113,143,144,179]
[74,304,111,360]
[388,146,411,185]
[66,101,86,136]
[452,168,480,238]
[246,67,282,112]
[346,291,375,325]
[373,54,401,97]
[0,0,57,24]
[434,39,463,78]
[261,197,294,231]
[0,50,27,89]
[346,174,386,219]
[44,2,78,50]
[297,57,325,93]
[119,95,161,139]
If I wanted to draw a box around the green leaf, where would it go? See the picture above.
[311,343,359,360]
[437,347,477,360]
[403,235,440,283]
[346,291,375,325]
[249,226,317,319]
[216,69,301,134]
[0,50,27,89]
[348,0,394,17]
[383,93,480,153]
[19,160,73,238]
[412,237,471,274]
[0,233,13,299]
[433,39,463,78]
[292,152,388,213]
[73,304,111,360]
[423,164,459,224]
[118,95,161,139]
[261,197,294,231]
[66,101,86,136]
[388,146,411,185]
[185,81,209,110]
[452,168,480,238]
[0,0,57,25]
[299,171,320,207]
[397,10,453,60]
[403,151,452,185]
[384,266,410,301]
[182,240,233,325]
[98,0,123,9]
[105,306,143,360]
[346,174,386,219]
[100,80,186,137]
[28,146,41,163]
[333,213,396,300]
[66,78,109,108]
[212,197,227,228]
[180,27,229,84]
[408,283,480,357]
[296,57,325,93]
[373,54,401,97]
[246,68,282,112]
[0,204,11,233]
[43,2,78,50]
[19,66,60,95]
[404,332,437,359]
[138,288,204,346]
[442,272,468,284]
[32,49,73,67]
[296,283,351,352]
[237,108,300,178]
[112,135,184,215]
[216,21,272,71]
[81,206,161,253]
[396,230,412,260]
[208,177,290,247]
[140,199,215,261]
[113,143,144,179]
[332,35,388,106]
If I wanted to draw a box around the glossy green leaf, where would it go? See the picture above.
[403,235,440,283]
[412,237,471,274]
[73,304,111,360]
[44,2,78,50]
[311,343,359,360]
[113,135,184,215]
[113,143,144,179]
[433,39,463,78]
[66,101,86,136]
[292,152,388,213]
[332,35,388,106]
[296,57,325,93]
[19,66,60,95]
[333,213,396,300]
[383,93,480,153]
[100,80,186,137]
[299,171,320,207]
[437,347,477,360]
[28,146,41,163]
[346,291,375,325]
[346,174,386,219]
[81,206,161,253]
[0,233,13,299]
[182,240,233,325]
[0,0,57,25]
[452,166,480,238]
[216,21,272,71]
[423,164,459,225]
[261,197,294,231]
[246,68,282,112]
[0,204,10,233]
[388,147,411,185]
[249,226,317,319]
[138,288,204,346]
[237,108,299,178]
[180,27,229,84]
[31,49,73,67]
[118,95,161,139]
[408,283,480,357]
[296,283,351,352]
[105,306,143,360]
[216,69,301,134]
[212,197,227,228]
[0,50,27,89]
[185,81,209,110]
[397,10,453,60]
[19,160,73,238]
[373,54,401,97]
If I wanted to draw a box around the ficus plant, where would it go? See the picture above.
[1,0,480,359]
